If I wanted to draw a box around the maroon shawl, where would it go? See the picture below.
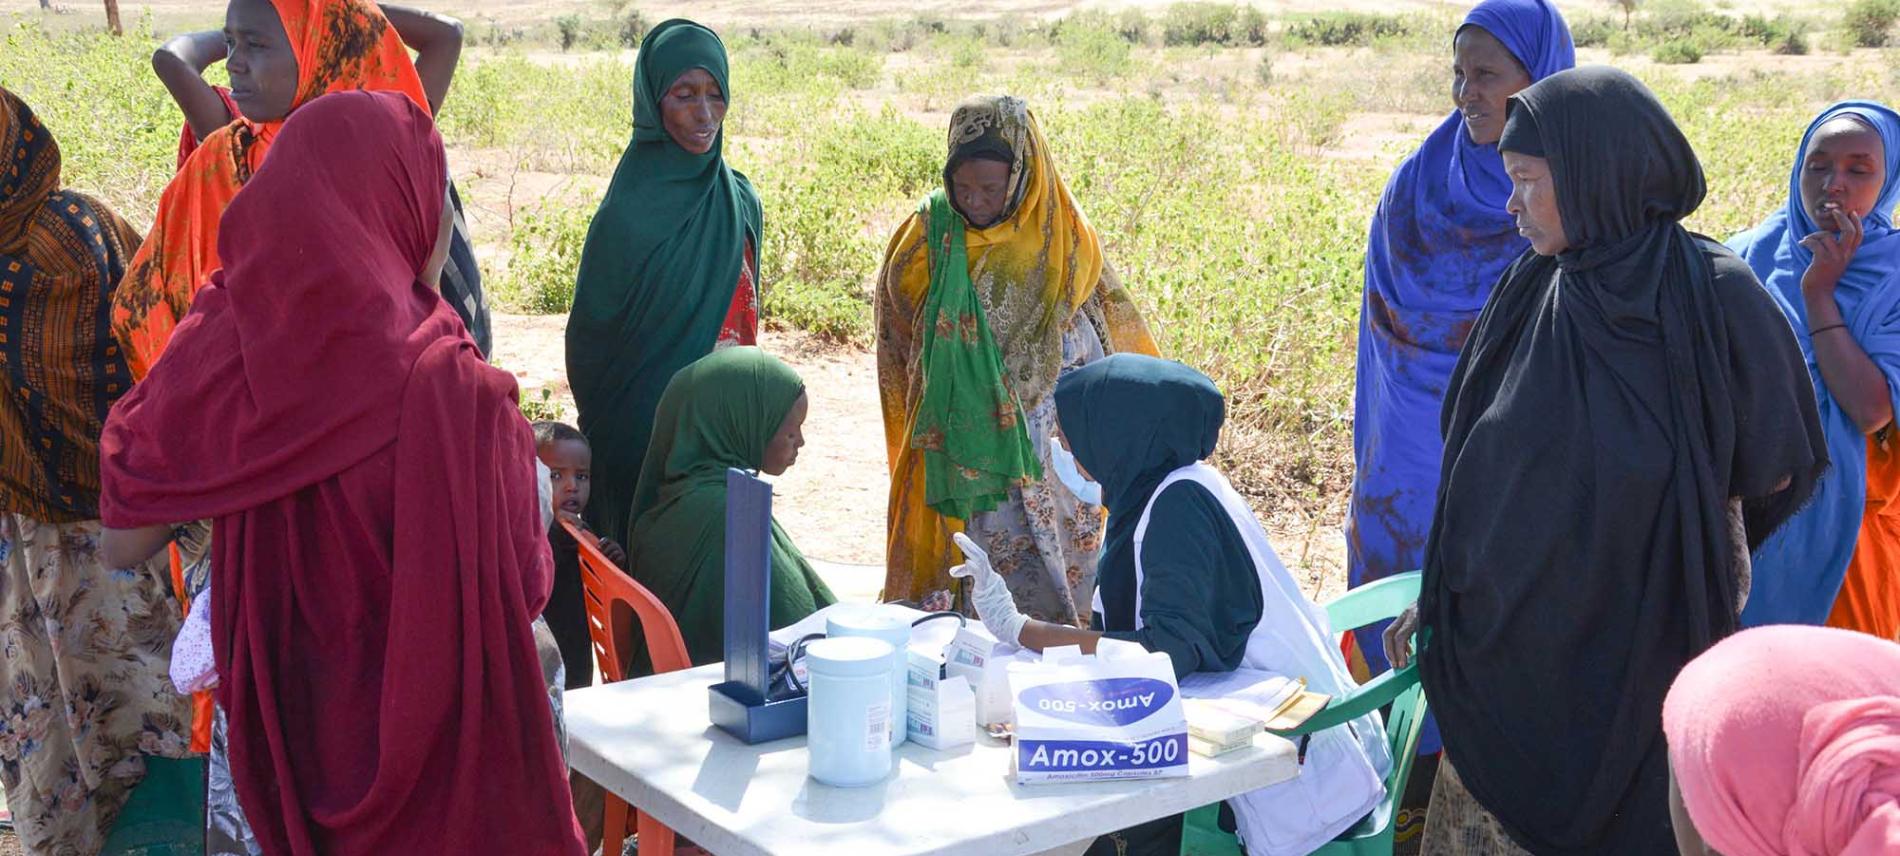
[100,91,583,855]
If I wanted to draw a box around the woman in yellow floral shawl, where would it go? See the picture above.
[876,95,1157,624]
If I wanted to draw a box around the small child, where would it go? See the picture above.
[534,421,625,690]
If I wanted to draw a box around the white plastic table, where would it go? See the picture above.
[565,664,1302,856]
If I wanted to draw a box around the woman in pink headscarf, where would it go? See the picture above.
[1663,625,1900,856]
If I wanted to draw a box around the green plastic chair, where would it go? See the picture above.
[1180,571,1430,856]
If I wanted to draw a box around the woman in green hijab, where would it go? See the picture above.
[629,347,836,666]
[568,18,764,546]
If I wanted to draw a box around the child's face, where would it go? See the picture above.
[538,439,593,517]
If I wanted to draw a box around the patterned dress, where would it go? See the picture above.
[961,305,1110,622]
[0,518,192,855]
[876,96,1158,624]
[0,87,193,855]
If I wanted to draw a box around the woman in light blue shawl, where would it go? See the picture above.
[1346,0,1573,766]
[1732,102,1900,635]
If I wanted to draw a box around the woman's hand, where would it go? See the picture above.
[948,533,1028,645]
[1383,602,1421,670]
[1799,205,1894,434]
[1800,206,1865,297]
[379,5,463,114]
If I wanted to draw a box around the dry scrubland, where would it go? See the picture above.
[7,0,1900,591]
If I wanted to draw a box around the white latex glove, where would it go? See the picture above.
[949,532,1029,646]
[1384,602,1420,670]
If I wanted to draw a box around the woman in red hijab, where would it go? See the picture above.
[97,90,584,856]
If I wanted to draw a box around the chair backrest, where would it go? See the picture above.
[1319,571,1430,819]
[1380,677,1430,803]
[561,519,692,681]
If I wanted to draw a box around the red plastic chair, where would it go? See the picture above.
[562,519,691,856]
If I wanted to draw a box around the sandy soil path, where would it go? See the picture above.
[489,314,1345,604]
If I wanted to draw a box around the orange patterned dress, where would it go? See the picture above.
[1828,435,1900,640]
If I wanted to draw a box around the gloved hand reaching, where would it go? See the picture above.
[949,532,1029,646]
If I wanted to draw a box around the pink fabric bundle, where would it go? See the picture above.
[1663,625,1900,855]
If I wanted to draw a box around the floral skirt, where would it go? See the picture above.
[963,309,1108,626]
[0,514,192,855]
[1420,757,1533,856]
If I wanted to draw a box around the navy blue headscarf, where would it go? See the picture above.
[1346,0,1573,752]
[1055,355,1225,633]
[1731,102,1900,627]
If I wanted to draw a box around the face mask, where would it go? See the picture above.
[1048,435,1103,506]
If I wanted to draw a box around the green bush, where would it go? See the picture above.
[493,200,596,314]
[1739,14,1810,54]
[1652,37,1705,63]
[1844,0,1900,47]
[1569,15,1618,48]
[1160,3,1268,47]
[1643,0,1728,37]
[1116,8,1152,45]
[519,388,570,423]
[1056,19,1137,81]
[756,108,940,342]
[929,33,987,70]
[0,19,182,222]
[617,8,650,48]
[979,16,1041,48]
[556,14,584,51]
[1283,12,1411,48]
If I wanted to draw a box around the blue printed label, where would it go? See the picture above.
[1018,677,1175,727]
[1017,734,1188,773]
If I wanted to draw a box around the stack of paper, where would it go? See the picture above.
[1184,699,1264,757]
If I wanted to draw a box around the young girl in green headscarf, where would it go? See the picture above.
[628,348,836,667]
[568,18,764,547]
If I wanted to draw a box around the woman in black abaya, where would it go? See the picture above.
[1384,66,1826,855]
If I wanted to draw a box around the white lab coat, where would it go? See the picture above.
[1127,463,1389,856]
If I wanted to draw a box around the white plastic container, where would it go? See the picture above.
[805,637,896,787]
[907,672,976,750]
[826,605,912,747]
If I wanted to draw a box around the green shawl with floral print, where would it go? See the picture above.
[908,189,1041,519]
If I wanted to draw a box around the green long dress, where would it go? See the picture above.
[566,18,762,546]
[628,347,836,667]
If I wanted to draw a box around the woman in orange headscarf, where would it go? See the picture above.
[112,0,430,378]
[109,0,434,844]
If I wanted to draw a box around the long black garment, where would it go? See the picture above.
[1418,66,1826,855]
[545,523,595,690]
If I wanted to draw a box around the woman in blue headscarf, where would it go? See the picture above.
[1732,103,1900,639]
[1345,0,1572,823]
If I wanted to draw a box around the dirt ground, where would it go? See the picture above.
[489,315,1348,604]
